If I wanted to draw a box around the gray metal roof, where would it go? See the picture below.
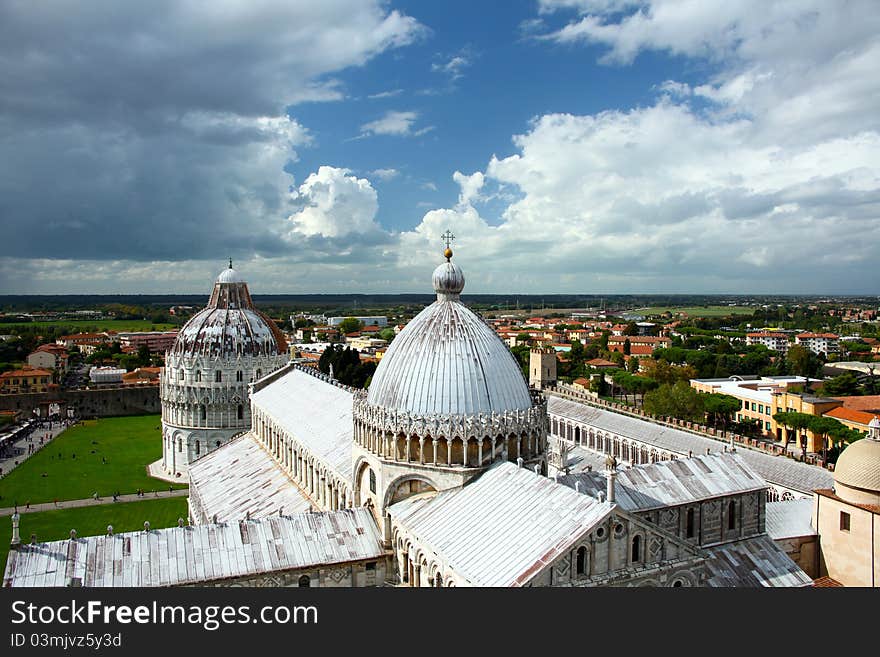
[3,508,384,588]
[251,366,354,482]
[548,396,834,494]
[390,461,612,587]
[561,442,609,474]
[188,433,314,523]
[367,260,533,416]
[558,452,766,512]
[703,534,813,587]
[765,499,816,540]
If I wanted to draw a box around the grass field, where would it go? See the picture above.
[635,306,755,318]
[2,319,177,332]
[0,415,186,506]
[1,497,188,574]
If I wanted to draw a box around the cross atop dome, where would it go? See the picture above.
[441,229,455,261]
[229,258,233,269]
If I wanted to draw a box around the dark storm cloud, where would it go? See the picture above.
[0,1,424,262]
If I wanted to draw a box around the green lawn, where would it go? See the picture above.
[1,497,188,575]
[635,305,755,318]
[3,319,177,332]
[0,415,186,506]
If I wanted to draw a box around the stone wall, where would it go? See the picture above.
[0,385,160,418]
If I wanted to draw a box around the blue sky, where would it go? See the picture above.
[0,1,878,295]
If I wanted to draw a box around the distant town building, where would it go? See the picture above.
[89,366,126,385]
[117,331,179,354]
[607,336,671,355]
[795,333,839,356]
[27,344,70,377]
[327,316,388,328]
[746,332,791,353]
[0,367,52,394]
[529,347,557,390]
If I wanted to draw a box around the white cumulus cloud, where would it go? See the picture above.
[287,166,380,239]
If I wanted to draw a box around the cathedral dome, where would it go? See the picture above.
[169,264,288,359]
[833,423,880,500]
[366,251,532,416]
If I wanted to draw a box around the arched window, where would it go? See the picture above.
[200,405,206,421]
[236,370,243,382]
[727,500,736,530]
[435,573,443,587]
[576,546,587,575]
[369,469,376,494]
[298,575,310,587]
[686,508,695,539]
[256,369,262,379]
[177,439,182,453]
[195,441,200,456]
[237,405,243,420]
[215,371,222,382]
[195,371,202,382]
[631,535,641,563]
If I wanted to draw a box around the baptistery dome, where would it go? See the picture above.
[366,255,532,416]
[170,264,287,359]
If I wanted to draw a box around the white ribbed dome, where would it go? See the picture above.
[366,257,532,416]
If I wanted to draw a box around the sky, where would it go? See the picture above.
[1,0,879,295]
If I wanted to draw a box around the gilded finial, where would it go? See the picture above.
[441,229,455,261]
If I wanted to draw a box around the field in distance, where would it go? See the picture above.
[634,306,755,318]
[1,319,177,331]
[0,415,185,506]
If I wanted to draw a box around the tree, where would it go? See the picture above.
[623,322,639,336]
[627,356,640,373]
[378,328,396,343]
[623,338,631,356]
[785,344,817,378]
[773,411,813,454]
[337,317,363,335]
[818,372,862,397]
[807,415,846,465]
[643,381,704,422]
[702,393,741,428]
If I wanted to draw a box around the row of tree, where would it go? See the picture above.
[772,411,863,463]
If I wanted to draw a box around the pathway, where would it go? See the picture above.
[0,487,189,517]
[0,420,75,479]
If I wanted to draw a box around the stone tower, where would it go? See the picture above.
[529,347,557,390]
[159,263,288,477]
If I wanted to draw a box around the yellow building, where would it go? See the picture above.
[0,367,52,394]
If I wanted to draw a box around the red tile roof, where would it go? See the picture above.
[824,406,878,427]
[833,395,880,413]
